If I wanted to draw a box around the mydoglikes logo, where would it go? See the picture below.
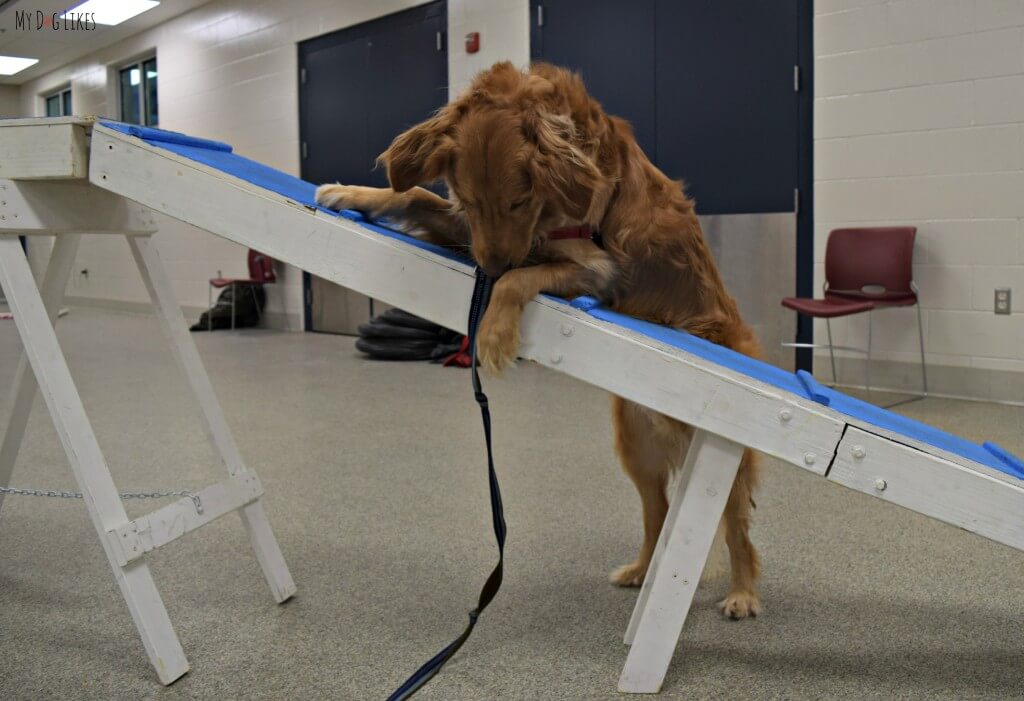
[14,10,98,31]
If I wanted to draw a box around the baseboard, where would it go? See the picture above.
[817,355,1024,407]
[63,296,302,331]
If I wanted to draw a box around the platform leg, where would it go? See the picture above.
[127,235,296,603]
[0,235,189,685]
[618,430,745,694]
[622,434,702,646]
[0,235,81,515]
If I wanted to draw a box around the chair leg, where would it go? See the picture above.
[251,285,262,324]
[825,318,838,386]
[916,303,928,395]
[865,310,873,396]
[230,283,236,330]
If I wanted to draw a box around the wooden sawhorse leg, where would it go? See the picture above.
[0,234,80,514]
[619,430,746,694]
[127,235,296,603]
[0,234,190,684]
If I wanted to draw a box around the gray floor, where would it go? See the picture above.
[1,307,1024,700]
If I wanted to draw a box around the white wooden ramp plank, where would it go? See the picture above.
[829,427,1024,551]
[88,124,846,477]
[0,235,189,685]
[0,234,80,514]
[618,430,746,694]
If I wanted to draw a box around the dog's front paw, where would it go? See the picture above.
[609,561,648,587]
[314,184,384,213]
[718,590,761,619]
[476,307,520,374]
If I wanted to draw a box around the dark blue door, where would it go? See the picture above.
[654,1,798,215]
[299,2,448,333]
[299,2,447,188]
[530,0,656,160]
[532,0,799,215]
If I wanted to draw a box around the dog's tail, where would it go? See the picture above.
[701,519,729,582]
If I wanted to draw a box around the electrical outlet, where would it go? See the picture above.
[995,288,1011,315]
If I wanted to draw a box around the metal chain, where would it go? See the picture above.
[0,486,203,513]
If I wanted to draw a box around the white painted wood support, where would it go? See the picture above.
[622,444,704,648]
[108,473,264,566]
[0,179,156,235]
[0,234,80,514]
[0,235,189,685]
[127,235,296,603]
[618,430,746,694]
[0,121,89,180]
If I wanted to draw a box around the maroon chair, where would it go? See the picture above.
[208,249,276,330]
[781,227,927,402]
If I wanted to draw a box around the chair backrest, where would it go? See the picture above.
[824,227,917,300]
[247,249,276,283]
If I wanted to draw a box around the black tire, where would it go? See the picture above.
[355,337,441,360]
[378,308,444,332]
[357,321,445,340]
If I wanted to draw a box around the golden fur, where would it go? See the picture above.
[316,61,763,618]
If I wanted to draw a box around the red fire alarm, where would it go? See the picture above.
[465,32,480,54]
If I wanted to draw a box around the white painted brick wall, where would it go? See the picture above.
[13,0,528,329]
[815,0,1024,399]
[0,85,21,115]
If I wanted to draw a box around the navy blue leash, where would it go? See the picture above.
[387,268,506,700]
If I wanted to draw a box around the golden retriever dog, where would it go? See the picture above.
[315,61,763,618]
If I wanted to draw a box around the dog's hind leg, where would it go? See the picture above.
[718,448,762,618]
[314,184,469,247]
[609,396,692,587]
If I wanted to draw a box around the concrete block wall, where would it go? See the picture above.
[814,0,1024,402]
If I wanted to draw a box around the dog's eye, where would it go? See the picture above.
[510,199,527,211]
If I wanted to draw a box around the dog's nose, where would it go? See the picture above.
[481,262,510,279]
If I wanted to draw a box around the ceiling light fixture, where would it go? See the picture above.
[0,56,39,76]
[61,0,160,27]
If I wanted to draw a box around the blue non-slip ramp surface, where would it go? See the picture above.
[100,120,1024,480]
[99,121,471,266]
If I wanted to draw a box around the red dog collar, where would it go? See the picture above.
[547,225,603,248]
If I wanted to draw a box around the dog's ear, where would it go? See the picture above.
[526,110,602,220]
[379,108,458,192]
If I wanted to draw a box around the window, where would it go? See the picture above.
[45,87,72,117]
[119,56,158,126]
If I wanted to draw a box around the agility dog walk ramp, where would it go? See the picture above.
[2,117,1023,693]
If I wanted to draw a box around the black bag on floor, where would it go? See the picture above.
[356,308,462,361]
[191,285,266,331]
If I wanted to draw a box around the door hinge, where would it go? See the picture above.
[794,188,800,214]
[436,30,444,51]
[301,142,308,159]
[793,65,800,92]
[537,4,544,26]
[300,67,306,85]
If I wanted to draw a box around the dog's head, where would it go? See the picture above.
[379,62,604,277]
